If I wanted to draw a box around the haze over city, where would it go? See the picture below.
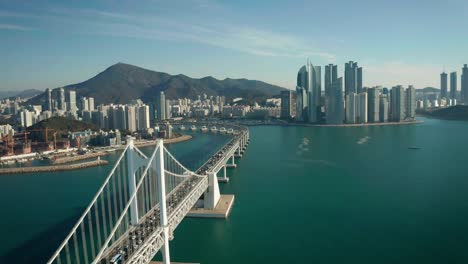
[1,0,468,90]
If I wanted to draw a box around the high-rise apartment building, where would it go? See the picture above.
[357,67,363,94]
[326,77,344,124]
[280,90,295,119]
[46,88,52,111]
[324,64,338,97]
[20,110,34,127]
[406,86,416,120]
[296,65,309,121]
[137,105,150,130]
[81,97,89,112]
[450,72,457,100]
[88,97,95,112]
[391,85,406,122]
[379,95,389,122]
[67,90,77,112]
[367,87,380,123]
[165,99,172,119]
[58,88,66,111]
[308,64,321,123]
[295,86,307,121]
[345,93,357,124]
[157,92,166,120]
[462,64,468,104]
[345,61,362,95]
[295,60,321,123]
[126,105,137,132]
[357,92,368,123]
[440,72,448,99]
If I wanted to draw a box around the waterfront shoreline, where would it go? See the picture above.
[0,159,109,175]
[134,134,193,148]
[239,120,423,127]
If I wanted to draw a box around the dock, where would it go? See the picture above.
[187,195,235,218]
[0,159,108,175]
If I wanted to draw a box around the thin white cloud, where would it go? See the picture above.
[0,24,32,31]
[364,61,442,88]
[2,6,334,60]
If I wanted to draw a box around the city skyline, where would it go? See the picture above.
[1,0,468,91]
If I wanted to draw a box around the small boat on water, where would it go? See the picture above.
[179,125,186,131]
[190,125,197,131]
[408,146,421,150]
[227,128,234,134]
[201,125,208,132]
[219,127,227,133]
[210,126,218,133]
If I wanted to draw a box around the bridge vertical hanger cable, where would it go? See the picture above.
[65,242,71,264]
[100,191,108,239]
[80,222,89,262]
[111,170,119,239]
[73,232,80,264]
[87,211,96,259]
[94,202,101,253]
[116,162,124,237]
[106,183,113,241]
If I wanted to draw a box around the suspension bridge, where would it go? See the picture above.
[47,124,249,264]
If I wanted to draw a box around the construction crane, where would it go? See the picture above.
[13,132,32,154]
[24,127,58,151]
[1,134,14,156]
[14,131,30,142]
[53,132,57,150]
[26,127,55,143]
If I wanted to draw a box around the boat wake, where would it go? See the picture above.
[357,136,371,145]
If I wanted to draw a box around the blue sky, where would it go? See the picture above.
[1,0,467,91]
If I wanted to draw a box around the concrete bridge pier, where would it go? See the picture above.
[204,171,221,209]
[218,165,229,183]
[235,146,242,158]
[226,155,237,168]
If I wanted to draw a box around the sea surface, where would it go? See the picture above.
[1,117,468,264]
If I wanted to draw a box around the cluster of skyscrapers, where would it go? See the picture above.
[45,88,95,115]
[281,60,416,124]
[439,64,468,105]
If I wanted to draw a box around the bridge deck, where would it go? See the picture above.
[97,128,249,264]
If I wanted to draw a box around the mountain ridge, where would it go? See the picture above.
[0,89,43,99]
[28,63,287,105]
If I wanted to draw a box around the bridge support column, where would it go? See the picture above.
[156,139,171,264]
[204,171,220,209]
[126,136,139,225]
[223,165,227,180]
[231,155,235,165]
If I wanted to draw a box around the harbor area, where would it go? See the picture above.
[187,195,235,218]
